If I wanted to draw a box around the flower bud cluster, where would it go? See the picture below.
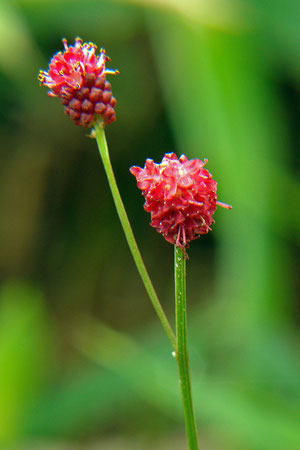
[38,38,118,127]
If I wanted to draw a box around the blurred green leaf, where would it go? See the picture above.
[0,281,54,445]
[0,2,41,83]
[113,0,245,29]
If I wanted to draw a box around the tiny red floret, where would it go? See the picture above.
[130,153,231,249]
[38,38,118,127]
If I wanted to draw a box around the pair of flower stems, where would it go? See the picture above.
[94,121,199,449]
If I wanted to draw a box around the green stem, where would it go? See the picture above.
[93,121,176,351]
[174,245,199,449]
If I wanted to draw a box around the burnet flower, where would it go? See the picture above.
[38,38,118,127]
[130,153,231,249]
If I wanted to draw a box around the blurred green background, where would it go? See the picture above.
[0,0,300,449]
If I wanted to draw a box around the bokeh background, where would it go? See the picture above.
[0,0,300,449]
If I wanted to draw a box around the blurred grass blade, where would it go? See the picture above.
[73,318,300,449]
[147,12,294,332]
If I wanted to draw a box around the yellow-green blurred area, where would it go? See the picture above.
[0,0,300,448]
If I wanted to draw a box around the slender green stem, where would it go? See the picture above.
[93,121,176,351]
[175,245,199,449]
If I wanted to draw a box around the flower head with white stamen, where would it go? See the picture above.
[38,38,119,127]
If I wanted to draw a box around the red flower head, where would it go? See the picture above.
[38,38,119,127]
[130,153,231,249]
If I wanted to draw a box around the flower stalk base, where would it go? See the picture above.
[175,245,199,449]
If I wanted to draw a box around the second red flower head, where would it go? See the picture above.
[130,153,231,249]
